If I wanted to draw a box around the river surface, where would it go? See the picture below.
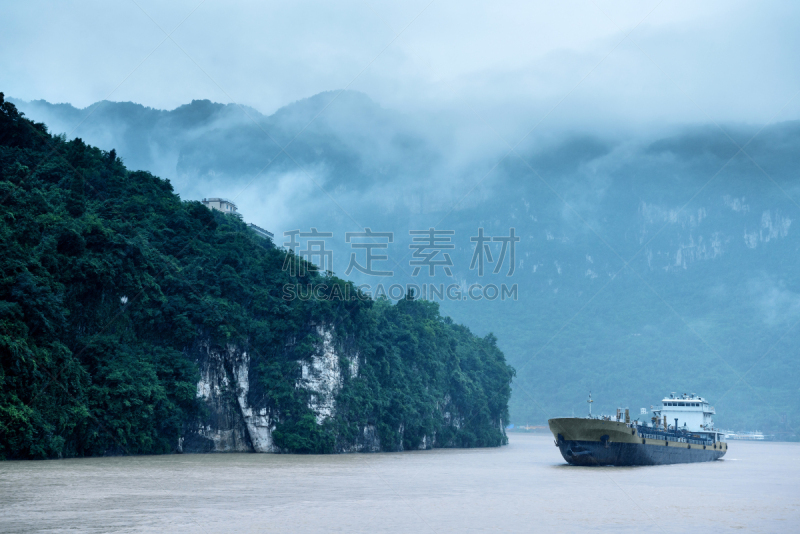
[1,434,798,533]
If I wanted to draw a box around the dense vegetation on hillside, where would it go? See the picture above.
[14,94,798,437]
[0,94,513,459]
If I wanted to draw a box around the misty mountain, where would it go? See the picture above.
[10,92,438,195]
[12,92,800,435]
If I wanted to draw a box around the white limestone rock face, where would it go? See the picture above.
[231,350,277,453]
[299,325,380,452]
[186,325,372,454]
[189,343,252,452]
[182,329,499,454]
[187,342,277,453]
[300,325,359,425]
[744,209,792,249]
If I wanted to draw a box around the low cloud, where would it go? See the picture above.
[748,275,800,326]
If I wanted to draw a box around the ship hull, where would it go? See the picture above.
[548,418,727,466]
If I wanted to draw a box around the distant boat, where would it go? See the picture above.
[721,430,768,441]
[513,424,547,431]
[548,393,727,466]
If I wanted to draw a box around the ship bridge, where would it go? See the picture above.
[651,393,715,433]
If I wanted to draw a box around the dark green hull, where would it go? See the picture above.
[549,418,727,466]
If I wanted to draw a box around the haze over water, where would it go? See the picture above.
[2,435,797,533]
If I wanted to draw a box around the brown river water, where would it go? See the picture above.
[1,434,798,533]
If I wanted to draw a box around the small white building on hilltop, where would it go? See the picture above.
[202,198,239,216]
[202,197,273,240]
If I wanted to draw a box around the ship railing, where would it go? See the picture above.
[639,432,713,445]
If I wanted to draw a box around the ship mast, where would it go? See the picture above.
[587,392,594,418]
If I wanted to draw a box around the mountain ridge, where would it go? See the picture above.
[9,92,800,437]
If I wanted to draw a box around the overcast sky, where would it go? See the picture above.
[3,0,799,133]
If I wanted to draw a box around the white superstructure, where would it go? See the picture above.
[651,392,715,432]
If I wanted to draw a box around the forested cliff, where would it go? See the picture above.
[0,94,514,459]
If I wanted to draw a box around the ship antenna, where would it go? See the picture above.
[587,392,594,418]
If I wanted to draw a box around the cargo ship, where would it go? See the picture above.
[548,393,727,466]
